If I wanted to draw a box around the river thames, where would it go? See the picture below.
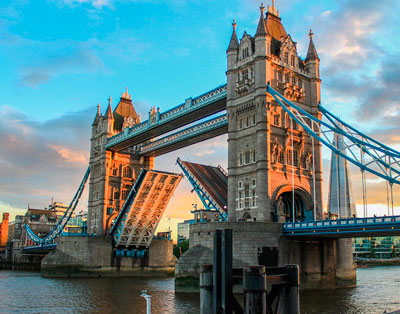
[1,266,399,314]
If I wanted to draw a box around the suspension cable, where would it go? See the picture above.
[311,121,317,220]
[291,117,295,223]
[386,155,390,216]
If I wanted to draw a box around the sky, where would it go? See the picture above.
[1,0,400,238]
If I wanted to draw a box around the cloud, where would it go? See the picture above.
[0,105,92,211]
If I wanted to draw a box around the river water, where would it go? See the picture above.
[0,266,399,314]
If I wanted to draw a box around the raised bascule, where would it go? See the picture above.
[25,2,400,289]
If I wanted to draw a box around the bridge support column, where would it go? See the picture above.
[335,238,356,287]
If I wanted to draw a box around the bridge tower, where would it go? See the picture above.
[226,3,323,222]
[87,89,154,235]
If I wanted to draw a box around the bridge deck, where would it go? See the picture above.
[110,169,182,248]
[106,85,227,152]
[180,160,227,212]
[283,215,400,238]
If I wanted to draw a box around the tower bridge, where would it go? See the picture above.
[24,1,400,289]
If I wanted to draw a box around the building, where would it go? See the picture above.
[0,213,9,252]
[177,209,221,243]
[226,2,322,223]
[328,132,356,218]
[353,237,400,259]
[88,90,153,235]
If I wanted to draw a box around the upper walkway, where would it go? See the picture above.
[283,215,400,238]
[105,84,227,152]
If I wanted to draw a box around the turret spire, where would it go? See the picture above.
[227,19,239,51]
[267,0,279,17]
[306,29,319,61]
[255,3,268,37]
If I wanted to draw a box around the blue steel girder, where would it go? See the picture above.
[139,114,228,156]
[105,84,227,151]
[176,158,227,221]
[283,215,400,238]
[25,167,90,245]
[267,85,400,185]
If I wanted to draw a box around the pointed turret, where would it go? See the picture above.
[306,29,319,61]
[255,3,268,37]
[105,97,114,120]
[227,20,239,51]
[92,104,101,126]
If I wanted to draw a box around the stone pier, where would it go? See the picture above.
[175,222,356,291]
[41,236,176,277]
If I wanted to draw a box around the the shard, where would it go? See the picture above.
[327,132,356,218]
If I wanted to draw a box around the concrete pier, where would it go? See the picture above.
[41,236,176,277]
[175,222,356,291]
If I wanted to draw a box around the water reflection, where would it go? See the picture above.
[1,266,399,314]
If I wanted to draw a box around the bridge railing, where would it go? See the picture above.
[106,84,227,148]
[284,215,400,230]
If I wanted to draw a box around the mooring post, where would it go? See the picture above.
[213,229,222,314]
[200,264,213,314]
[243,266,267,314]
[285,264,300,314]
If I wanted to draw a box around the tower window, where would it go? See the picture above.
[245,151,251,164]
[278,71,282,82]
[284,52,288,64]
[252,149,257,163]
[242,46,250,59]
[290,55,295,67]
[238,181,243,189]
[285,73,289,83]
[252,114,256,125]
[273,114,280,126]
[242,69,249,80]
[122,166,132,178]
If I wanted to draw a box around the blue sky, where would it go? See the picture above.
[1,0,400,232]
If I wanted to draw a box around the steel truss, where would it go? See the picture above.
[110,169,182,248]
[25,167,90,245]
[177,158,227,221]
[267,85,400,185]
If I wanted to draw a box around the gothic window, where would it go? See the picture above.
[291,76,296,85]
[287,149,292,165]
[112,167,118,176]
[283,52,289,64]
[290,55,295,67]
[122,166,132,178]
[238,152,243,166]
[284,73,289,83]
[278,151,284,164]
[121,190,128,200]
[273,114,280,126]
[251,190,257,207]
[245,151,251,164]
[245,116,249,127]
[237,73,240,82]
[239,118,243,129]
[293,150,298,167]
[252,114,256,125]
[251,67,254,78]
[244,183,250,208]
[251,178,256,187]
[278,71,282,82]
[113,189,120,200]
[242,46,250,59]
[242,69,249,80]
[238,181,243,189]
[252,149,257,163]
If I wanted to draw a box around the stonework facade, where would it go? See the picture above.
[226,3,323,223]
[87,90,154,236]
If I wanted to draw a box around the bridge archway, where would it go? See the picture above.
[273,186,313,222]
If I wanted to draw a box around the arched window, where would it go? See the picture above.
[122,166,132,178]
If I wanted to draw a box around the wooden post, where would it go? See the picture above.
[243,266,267,314]
[285,264,300,314]
[200,264,213,314]
[213,229,222,314]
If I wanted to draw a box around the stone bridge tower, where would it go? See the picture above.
[226,3,323,223]
[87,89,154,235]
